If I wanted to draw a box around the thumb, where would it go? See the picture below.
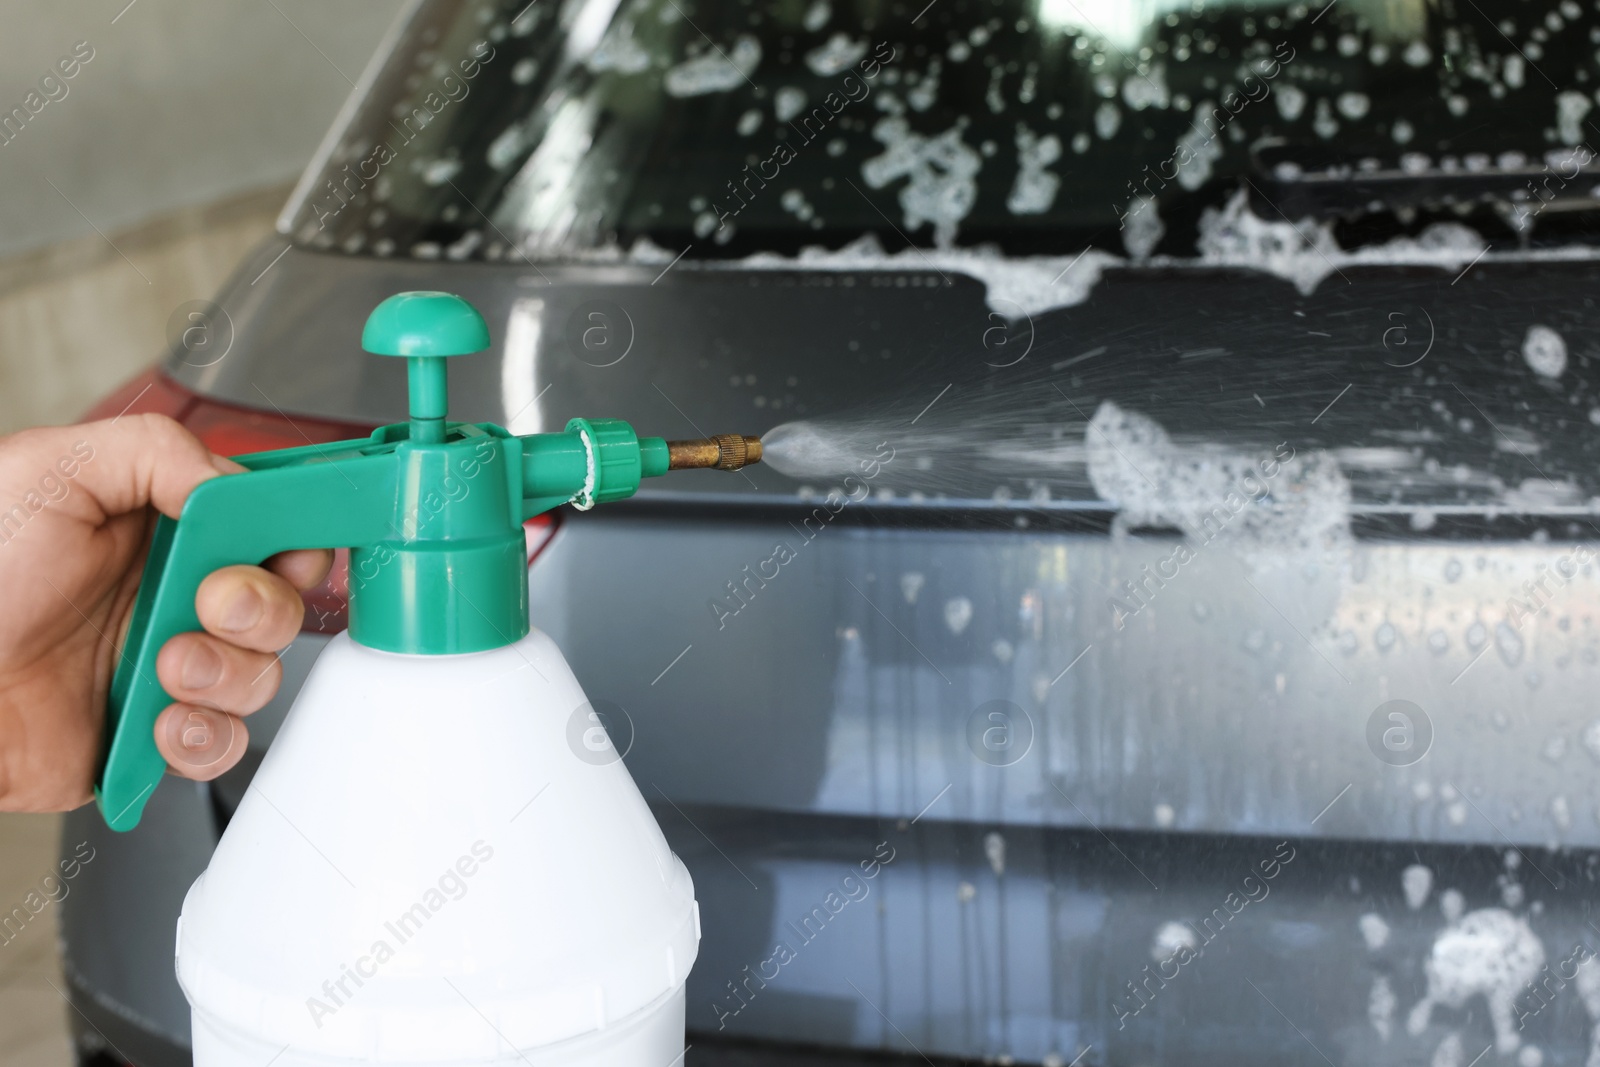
[2,414,239,524]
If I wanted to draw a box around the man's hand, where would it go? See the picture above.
[0,414,332,812]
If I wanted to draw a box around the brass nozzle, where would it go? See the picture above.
[667,434,763,471]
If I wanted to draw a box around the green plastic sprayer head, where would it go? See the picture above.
[94,292,764,832]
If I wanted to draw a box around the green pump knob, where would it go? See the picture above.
[361,291,491,443]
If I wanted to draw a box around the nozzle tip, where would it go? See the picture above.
[667,435,763,471]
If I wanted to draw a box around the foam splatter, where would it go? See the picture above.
[1008,125,1062,215]
[1194,189,1487,294]
[1151,920,1200,962]
[1359,912,1391,950]
[664,36,761,97]
[1403,864,1434,910]
[860,118,982,247]
[1407,909,1544,1055]
[1084,400,1352,558]
[1522,325,1568,379]
[805,34,867,76]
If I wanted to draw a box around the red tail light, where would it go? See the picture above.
[86,369,561,636]
[178,395,367,459]
[84,369,369,450]
[301,548,354,635]
[83,368,193,421]
[522,512,561,565]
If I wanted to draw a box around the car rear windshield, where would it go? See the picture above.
[283,0,1600,260]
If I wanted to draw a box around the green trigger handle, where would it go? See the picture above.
[93,292,763,832]
[99,447,395,831]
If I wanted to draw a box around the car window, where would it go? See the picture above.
[284,0,1600,261]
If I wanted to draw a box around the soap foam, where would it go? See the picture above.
[1084,400,1352,558]
[1407,908,1544,1055]
[664,36,761,97]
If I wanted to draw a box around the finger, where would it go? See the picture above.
[154,704,249,781]
[194,564,306,653]
[0,414,235,524]
[264,548,335,591]
[156,631,283,715]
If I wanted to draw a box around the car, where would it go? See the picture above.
[59,0,1600,1065]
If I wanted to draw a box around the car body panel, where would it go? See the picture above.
[64,234,1600,1066]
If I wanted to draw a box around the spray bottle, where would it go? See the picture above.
[94,292,762,1067]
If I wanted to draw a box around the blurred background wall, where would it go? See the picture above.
[0,0,408,434]
[0,4,406,1064]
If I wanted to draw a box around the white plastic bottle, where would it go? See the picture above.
[177,630,699,1067]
